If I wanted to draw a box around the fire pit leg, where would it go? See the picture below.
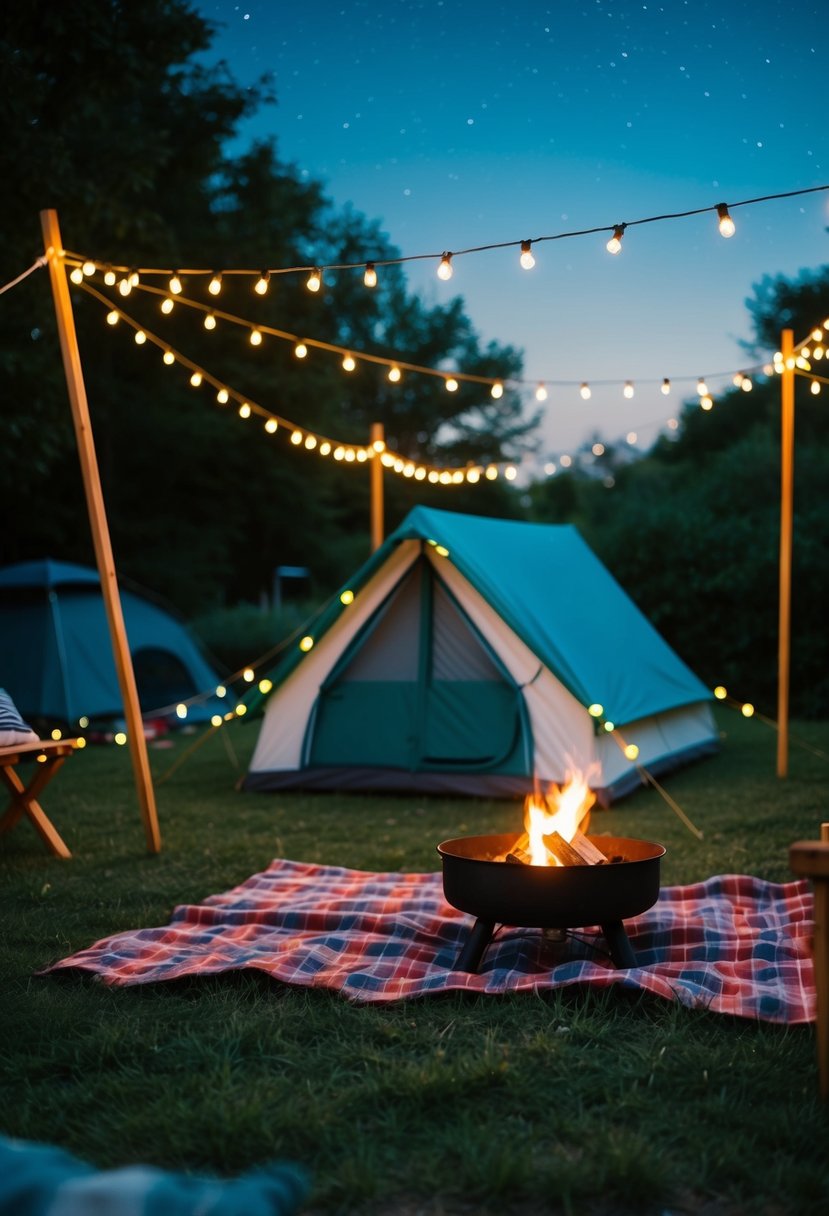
[601,921,637,969]
[454,918,495,972]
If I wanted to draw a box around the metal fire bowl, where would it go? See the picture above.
[437,833,666,930]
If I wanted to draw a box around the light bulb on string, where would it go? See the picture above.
[304,435,317,450]
[129,270,140,287]
[445,377,459,392]
[169,273,182,295]
[700,395,714,411]
[606,224,625,254]
[118,278,132,297]
[519,240,535,270]
[208,273,222,296]
[320,441,331,456]
[189,372,203,387]
[254,271,270,296]
[580,383,591,400]
[535,383,548,401]
[82,260,96,277]
[661,378,671,395]
[216,389,229,405]
[161,297,174,314]
[342,354,356,371]
[238,403,251,419]
[811,380,821,395]
[388,365,402,383]
[265,418,278,433]
[250,329,263,346]
[363,263,377,288]
[623,381,634,399]
[696,377,708,396]
[70,267,84,284]
[306,268,322,293]
[106,310,119,326]
[134,330,146,345]
[716,203,736,237]
[437,252,453,281]
[741,376,752,392]
[294,342,308,359]
[732,372,744,387]
[163,350,175,365]
[203,313,217,330]
[490,382,504,399]
[104,270,117,286]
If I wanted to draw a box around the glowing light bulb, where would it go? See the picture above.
[258,679,273,694]
[161,297,174,314]
[294,342,308,358]
[363,263,377,288]
[714,685,727,700]
[592,442,605,456]
[254,271,270,295]
[452,471,464,484]
[485,465,498,480]
[291,430,303,445]
[320,441,331,455]
[129,270,139,287]
[304,435,317,450]
[624,744,639,760]
[340,589,354,605]
[106,310,119,326]
[603,720,615,732]
[342,354,356,371]
[437,252,453,280]
[667,418,679,430]
[467,469,480,483]
[134,330,146,345]
[104,270,116,286]
[169,274,182,295]
[812,329,824,342]
[163,350,175,365]
[716,203,736,238]
[176,703,188,719]
[118,278,131,296]
[265,418,278,433]
[82,260,96,276]
[661,378,671,395]
[606,224,625,254]
[627,431,638,445]
[428,470,439,483]
[415,467,426,480]
[623,381,634,399]
[588,704,603,718]
[388,365,401,382]
[208,273,222,295]
[535,383,548,402]
[580,383,591,400]
[216,389,229,404]
[519,240,535,270]
[372,437,386,453]
[732,373,744,387]
[700,395,713,410]
[696,378,708,396]
[445,377,459,392]
[504,465,517,481]
[741,703,755,718]
[811,380,821,395]
[189,372,202,387]
[813,345,824,360]
[250,329,263,346]
[306,267,322,292]
[559,454,572,467]
[211,715,223,727]
[490,382,504,399]
[203,313,217,330]
[69,267,84,284]
[741,376,752,391]
[238,402,251,418]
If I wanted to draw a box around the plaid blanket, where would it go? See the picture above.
[44,861,816,1023]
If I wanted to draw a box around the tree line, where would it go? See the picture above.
[1,1,826,716]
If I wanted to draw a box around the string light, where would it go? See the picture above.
[264,417,278,433]
[208,273,222,296]
[700,395,714,410]
[189,371,202,387]
[161,297,175,314]
[104,270,116,286]
[118,278,132,297]
[519,240,535,270]
[342,353,356,371]
[162,350,175,365]
[294,342,308,358]
[623,381,634,399]
[306,267,322,293]
[216,388,229,404]
[254,271,270,296]
[238,402,251,418]
[134,330,146,345]
[811,380,821,395]
[106,310,119,325]
[535,383,548,401]
[490,382,503,399]
[696,377,708,396]
[363,263,377,288]
[661,378,671,395]
[580,383,591,400]
[606,224,625,254]
[716,203,736,238]
[445,376,459,392]
[741,375,752,391]
[437,252,454,281]
[82,260,96,277]
[203,313,217,330]
[250,329,263,346]
[169,273,182,295]
[388,365,401,382]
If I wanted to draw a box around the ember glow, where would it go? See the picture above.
[524,772,596,866]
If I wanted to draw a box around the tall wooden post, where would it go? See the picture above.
[40,209,161,853]
[370,422,385,552]
[777,328,795,779]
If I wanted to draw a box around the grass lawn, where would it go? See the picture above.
[1,707,828,1215]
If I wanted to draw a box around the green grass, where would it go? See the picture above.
[2,708,828,1215]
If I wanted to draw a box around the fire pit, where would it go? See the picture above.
[437,831,666,972]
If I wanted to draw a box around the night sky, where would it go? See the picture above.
[193,0,828,465]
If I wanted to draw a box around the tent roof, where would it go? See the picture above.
[263,507,711,728]
[0,558,102,591]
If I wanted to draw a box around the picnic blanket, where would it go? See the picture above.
[44,860,817,1024]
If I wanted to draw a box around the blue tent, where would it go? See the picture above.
[0,559,225,726]
[245,507,717,803]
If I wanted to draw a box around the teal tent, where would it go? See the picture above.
[245,507,717,803]
[0,559,225,727]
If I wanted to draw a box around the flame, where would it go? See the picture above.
[523,771,596,866]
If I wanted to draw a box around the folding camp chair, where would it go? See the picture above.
[0,739,76,858]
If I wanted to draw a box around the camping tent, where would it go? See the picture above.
[0,558,225,726]
[244,507,717,803]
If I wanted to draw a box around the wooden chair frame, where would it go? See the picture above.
[0,740,76,858]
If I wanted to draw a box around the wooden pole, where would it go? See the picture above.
[370,422,385,552]
[777,328,794,779]
[40,209,161,853]
[789,821,829,1101]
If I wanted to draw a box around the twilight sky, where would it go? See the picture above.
[193,0,828,467]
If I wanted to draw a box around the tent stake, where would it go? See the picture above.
[40,209,161,853]
[777,328,794,779]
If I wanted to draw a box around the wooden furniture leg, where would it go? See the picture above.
[0,742,75,859]
[789,822,829,1101]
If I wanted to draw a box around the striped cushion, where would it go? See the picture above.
[0,688,39,746]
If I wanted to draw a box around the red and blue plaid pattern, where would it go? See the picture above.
[44,861,816,1023]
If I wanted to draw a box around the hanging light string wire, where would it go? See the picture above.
[61,182,829,280]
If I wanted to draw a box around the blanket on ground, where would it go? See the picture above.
[44,861,816,1023]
